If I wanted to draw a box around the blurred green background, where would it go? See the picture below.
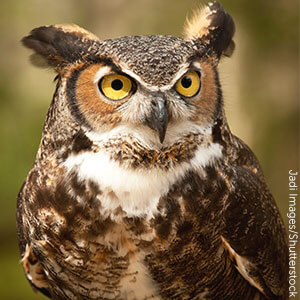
[0,0,298,299]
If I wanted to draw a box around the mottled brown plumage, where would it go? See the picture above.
[17,2,288,299]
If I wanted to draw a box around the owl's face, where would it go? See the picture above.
[23,2,234,150]
[67,36,220,146]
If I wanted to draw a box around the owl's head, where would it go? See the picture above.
[22,2,235,151]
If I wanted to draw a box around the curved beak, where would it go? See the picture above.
[145,97,168,143]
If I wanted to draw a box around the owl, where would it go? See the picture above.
[17,2,288,300]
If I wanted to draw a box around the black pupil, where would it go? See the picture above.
[111,79,123,90]
[181,76,192,89]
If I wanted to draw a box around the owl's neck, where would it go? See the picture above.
[82,121,222,165]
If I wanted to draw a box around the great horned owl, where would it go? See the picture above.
[17,2,288,300]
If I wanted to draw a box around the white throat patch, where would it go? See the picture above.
[63,126,222,220]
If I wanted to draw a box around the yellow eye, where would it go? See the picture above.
[175,71,201,98]
[99,74,133,100]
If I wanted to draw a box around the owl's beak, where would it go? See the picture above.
[145,97,168,143]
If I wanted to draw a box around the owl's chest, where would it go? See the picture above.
[62,149,190,221]
[30,146,231,299]
[34,143,227,298]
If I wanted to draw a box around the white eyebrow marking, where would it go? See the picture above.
[192,61,202,70]
[93,66,112,84]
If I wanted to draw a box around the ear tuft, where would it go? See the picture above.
[22,24,100,71]
[184,1,235,58]
[54,24,100,41]
[184,4,213,40]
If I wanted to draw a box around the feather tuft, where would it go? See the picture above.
[183,2,235,58]
[184,4,215,40]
